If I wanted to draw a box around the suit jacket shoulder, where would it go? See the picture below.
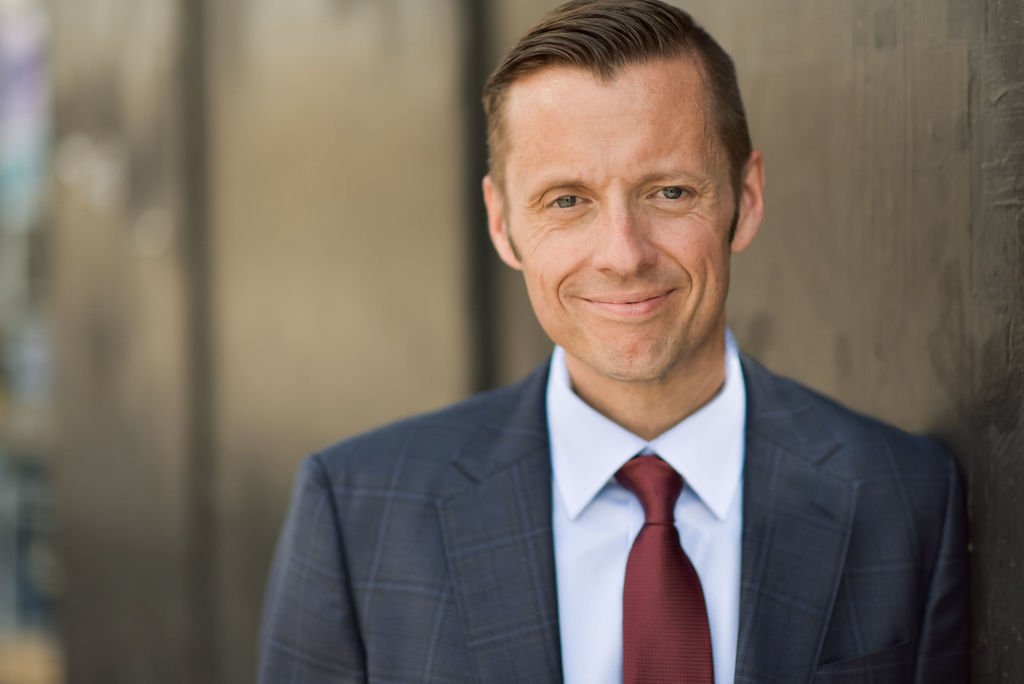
[313,363,550,495]
[742,352,954,469]
[260,364,562,683]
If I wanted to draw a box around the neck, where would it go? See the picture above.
[565,336,727,441]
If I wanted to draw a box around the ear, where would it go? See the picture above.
[730,149,765,254]
[483,175,522,270]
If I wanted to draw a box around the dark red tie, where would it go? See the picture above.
[616,455,714,684]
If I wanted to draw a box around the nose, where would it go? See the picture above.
[591,203,658,275]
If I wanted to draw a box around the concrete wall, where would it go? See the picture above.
[50,2,191,681]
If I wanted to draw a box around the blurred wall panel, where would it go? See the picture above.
[50,1,190,681]
[205,1,468,681]
[51,0,471,682]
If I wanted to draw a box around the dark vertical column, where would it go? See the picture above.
[460,0,500,392]
[178,0,219,681]
[966,0,1024,679]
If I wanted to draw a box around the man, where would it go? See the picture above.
[258,1,968,682]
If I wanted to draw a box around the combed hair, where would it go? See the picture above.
[482,0,752,199]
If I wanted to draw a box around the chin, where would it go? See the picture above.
[593,347,682,384]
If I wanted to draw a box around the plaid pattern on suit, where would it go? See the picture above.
[258,356,968,683]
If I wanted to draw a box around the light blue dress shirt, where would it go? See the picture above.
[547,331,746,684]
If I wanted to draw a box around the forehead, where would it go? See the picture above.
[499,57,717,186]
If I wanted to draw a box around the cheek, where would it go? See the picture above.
[521,236,589,298]
[667,220,733,268]
[523,263,567,316]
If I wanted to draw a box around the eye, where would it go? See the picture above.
[553,195,579,209]
[658,186,686,200]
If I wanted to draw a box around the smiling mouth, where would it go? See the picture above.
[582,289,675,317]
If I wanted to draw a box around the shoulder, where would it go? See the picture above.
[740,353,965,573]
[740,353,958,482]
[301,362,550,496]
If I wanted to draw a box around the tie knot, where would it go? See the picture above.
[615,455,683,524]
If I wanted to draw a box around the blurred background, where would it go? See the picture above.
[0,0,1021,682]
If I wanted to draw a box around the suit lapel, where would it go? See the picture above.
[735,357,857,683]
[438,366,563,683]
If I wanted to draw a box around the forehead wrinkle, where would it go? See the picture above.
[501,58,727,198]
[512,131,717,198]
[490,53,732,180]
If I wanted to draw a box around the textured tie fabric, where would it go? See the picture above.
[616,455,714,684]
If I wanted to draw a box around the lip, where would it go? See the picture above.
[581,289,675,318]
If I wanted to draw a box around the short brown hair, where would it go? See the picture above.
[483,0,752,199]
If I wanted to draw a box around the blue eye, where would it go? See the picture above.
[660,186,685,200]
[554,195,579,208]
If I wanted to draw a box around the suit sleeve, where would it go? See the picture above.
[258,454,367,683]
[914,453,969,682]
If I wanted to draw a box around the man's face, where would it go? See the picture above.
[483,57,763,395]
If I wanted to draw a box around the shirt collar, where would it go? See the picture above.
[547,330,746,521]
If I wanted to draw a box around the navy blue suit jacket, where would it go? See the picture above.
[259,356,968,683]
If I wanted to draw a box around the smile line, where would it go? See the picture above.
[583,290,674,305]
[580,289,676,317]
